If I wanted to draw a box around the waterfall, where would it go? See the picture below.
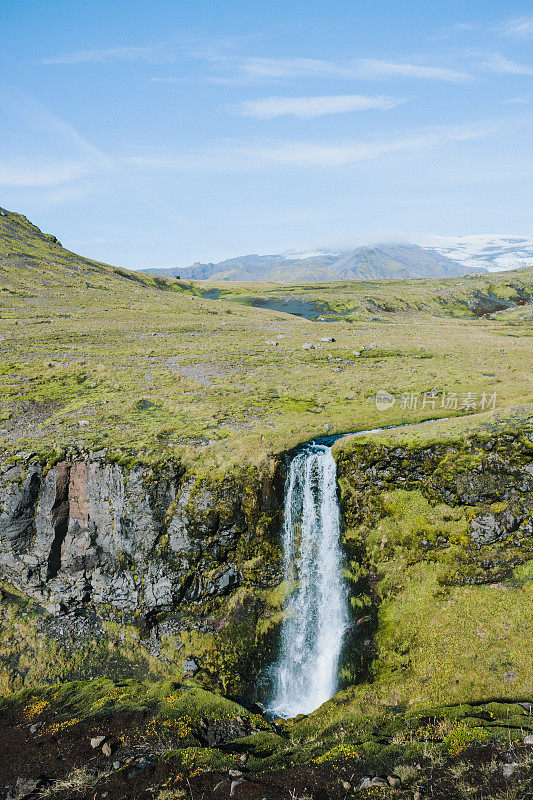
[268,442,349,719]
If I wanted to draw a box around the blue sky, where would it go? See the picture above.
[1,0,532,268]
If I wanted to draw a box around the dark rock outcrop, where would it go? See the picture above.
[0,455,282,618]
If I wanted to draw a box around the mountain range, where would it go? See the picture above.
[143,243,483,282]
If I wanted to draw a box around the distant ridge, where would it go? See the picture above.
[144,243,484,282]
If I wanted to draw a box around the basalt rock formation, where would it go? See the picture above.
[0,455,281,616]
[0,453,284,694]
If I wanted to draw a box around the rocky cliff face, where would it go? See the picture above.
[0,453,285,694]
[0,454,281,617]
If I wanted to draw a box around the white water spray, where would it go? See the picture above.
[268,443,349,718]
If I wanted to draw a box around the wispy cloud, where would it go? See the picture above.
[236,94,407,119]
[150,77,183,83]
[502,96,530,105]
[436,22,482,41]
[237,57,472,83]
[481,53,533,75]
[42,41,472,85]
[0,89,113,187]
[452,23,480,32]
[0,159,91,187]
[240,57,355,80]
[41,44,178,65]
[500,17,533,38]
[1,88,112,165]
[126,122,494,172]
[355,59,471,81]
[40,35,244,67]
[245,125,492,166]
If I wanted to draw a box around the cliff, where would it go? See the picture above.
[0,453,284,695]
[1,412,531,709]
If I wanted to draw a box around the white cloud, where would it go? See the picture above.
[241,57,353,80]
[249,125,491,166]
[126,123,494,172]
[500,17,533,38]
[453,23,480,32]
[237,58,472,83]
[502,96,530,105]
[236,94,407,119]
[41,35,242,67]
[0,90,113,187]
[42,43,472,85]
[355,59,471,82]
[0,159,91,187]
[150,77,183,83]
[238,56,471,83]
[41,44,177,65]
[482,54,533,75]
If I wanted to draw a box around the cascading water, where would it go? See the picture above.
[267,442,349,719]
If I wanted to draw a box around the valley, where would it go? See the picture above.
[0,207,532,800]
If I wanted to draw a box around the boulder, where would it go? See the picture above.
[183,659,199,675]
[230,778,244,796]
[502,763,520,778]
[102,740,116,757]
[90,735,106,749]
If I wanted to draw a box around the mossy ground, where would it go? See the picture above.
[0,572,286,696]
[1,676,532,799]
[332,417,533,715]
[1,208,532,473]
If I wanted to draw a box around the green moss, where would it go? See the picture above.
[443,724,491,754]
[334,422,533,710]
[226,730,288,756]
[0,589,181,693]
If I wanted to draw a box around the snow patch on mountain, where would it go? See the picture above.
[418,235,533,273]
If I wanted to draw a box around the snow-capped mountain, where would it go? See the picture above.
[419,235,533,273]
[143,243,478,281]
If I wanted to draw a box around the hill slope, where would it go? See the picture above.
[0,206,190,299]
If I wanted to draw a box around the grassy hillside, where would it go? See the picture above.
[0,207,191,298]
[0,207,532,471]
